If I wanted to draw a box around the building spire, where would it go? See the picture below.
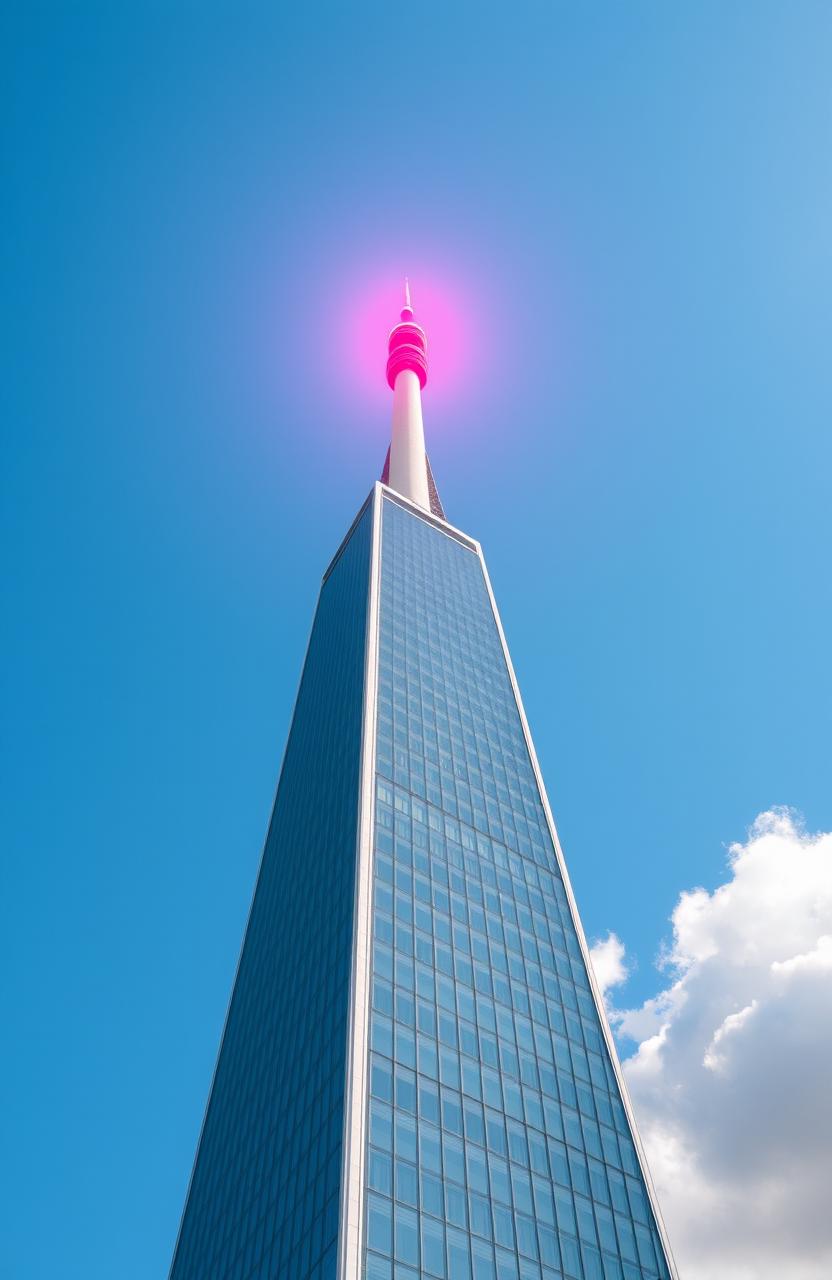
[385,282,431,511]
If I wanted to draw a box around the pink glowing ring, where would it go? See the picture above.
[386,320,428,389]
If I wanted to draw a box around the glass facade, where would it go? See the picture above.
[170,486,673,1280]
[170,502,373,1280]
[363,497,670,1280]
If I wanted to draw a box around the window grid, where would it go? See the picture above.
[363,499,669,1280]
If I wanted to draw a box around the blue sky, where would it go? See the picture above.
[3,5,831,1278]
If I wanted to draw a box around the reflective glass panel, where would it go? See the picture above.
[364,498,670,1280]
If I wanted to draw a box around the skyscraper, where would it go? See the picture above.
[169,288,677,1280]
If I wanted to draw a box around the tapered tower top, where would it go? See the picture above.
[380,281,445,519]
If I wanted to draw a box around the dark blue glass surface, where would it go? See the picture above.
[171,502,373,1280]
[364,498,671,1280]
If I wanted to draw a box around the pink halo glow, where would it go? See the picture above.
[260,237,543,467]
[329,265,500,420]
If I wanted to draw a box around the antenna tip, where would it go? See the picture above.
[401,276,414,321]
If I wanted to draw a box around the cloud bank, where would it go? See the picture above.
[590,809,832,1280]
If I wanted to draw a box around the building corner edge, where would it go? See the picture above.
[337,482,384,1280]
[476,548,682,1280]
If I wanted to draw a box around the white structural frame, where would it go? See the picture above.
[338,482,679,1280]
[338,484,383,1280]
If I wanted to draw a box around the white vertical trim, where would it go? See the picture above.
[338,483,383,1280]
[476,551,681,1280]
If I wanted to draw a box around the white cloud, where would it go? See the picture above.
[589,931,629,995]
[607,808,832,1280]
[701,999,758,1073]
[771,933,832,978]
